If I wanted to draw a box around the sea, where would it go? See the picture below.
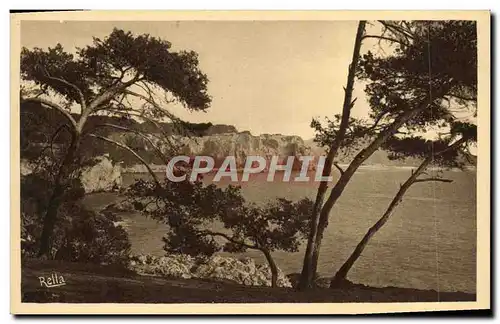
[82,167,477,293]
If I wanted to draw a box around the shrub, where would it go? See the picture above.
[126,179,312,287]
[21,173,131,265]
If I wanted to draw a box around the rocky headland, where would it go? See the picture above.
[21,154,122,194]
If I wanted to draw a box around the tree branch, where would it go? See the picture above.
[361,35,410,47]
[333,162,345,175]
[123,88,196,137]
[21,97,77,130]
[99,107,181,152]
[364,109,391,135]
[79,76,143,133]
[87,133,162,187]
[438,137,469,154]
[49,124,72,158]
[40,69,87,111]
[123,89,179,122]
[87,75,141,112]
[198,230,259,250]
[92,123,170,165]
[349,98,357,110]
[112,66,134,85]
[378,20,415,40]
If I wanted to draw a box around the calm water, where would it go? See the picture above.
[83,168,477,293]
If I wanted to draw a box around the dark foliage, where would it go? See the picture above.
[20,101,236,167]
[21,28,215,257]
[311,21,478,167]
[357,20,477,130]
[299,20,479,290]
[126,179,313,257]
[21,173,131,265]
[21,28,211,111]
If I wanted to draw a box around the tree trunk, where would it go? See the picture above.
[298,20,366,290]
[37,134,80,258]
[307,86,448,279]
[310,170,354,276]
[330,158,431,287]
[262,249,279,288]
[329,137,467,287]
[298,187,329,289]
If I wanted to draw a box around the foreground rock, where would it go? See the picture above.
[128,254,292,288]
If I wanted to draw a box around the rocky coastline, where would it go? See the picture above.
[128,254,292,288]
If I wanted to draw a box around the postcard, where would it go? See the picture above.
[10,10,490,315]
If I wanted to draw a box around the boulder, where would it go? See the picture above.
[129,254,196,279]
[80,155,122,193]
[20,160,34,176]
[129,254,292,288]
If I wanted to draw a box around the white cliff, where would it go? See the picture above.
[173,132,318,171]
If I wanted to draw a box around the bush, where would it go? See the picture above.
[126,178,312,287]
[21,173,131,265]
[53,204,131,265]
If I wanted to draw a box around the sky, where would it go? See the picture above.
[20,20,376,139]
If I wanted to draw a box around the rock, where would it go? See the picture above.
[129,253,292,288]
[192,255,293,287]
[315,276,332,288]
[129,254,196,278]
[20,159,34,176]
[103,200,140,213]
[137,255,148,265]
[118,133,318,172]
[80,155,122,193]
[174,133,317,172]
[21,155,122,193]
[205,124,238,135]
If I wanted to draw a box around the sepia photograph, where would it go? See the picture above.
[10,10,490,314]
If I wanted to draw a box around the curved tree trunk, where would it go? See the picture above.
[330,158,431,287]
[308,86,448,281]
[262,248,279,288]
[309,171,353,277]
[298,20,366,290]
[329,136,466,287]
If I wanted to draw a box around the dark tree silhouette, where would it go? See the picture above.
[298,21,367,289]
[126,180,313,288]
[299,20,477,289]
[20,28,211,257]
[330,126,476,287]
